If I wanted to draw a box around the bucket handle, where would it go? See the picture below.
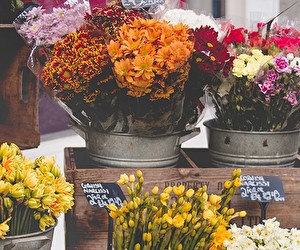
[177,127,200,145]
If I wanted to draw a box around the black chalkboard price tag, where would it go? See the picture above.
[81,182,126,250]
[240,175,285,223]
[81,182,126,208]
[240,175,285,202]
[122,0,165,9]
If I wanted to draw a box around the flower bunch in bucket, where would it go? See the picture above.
[108,169,246,250]
[0,142,74,238]
[14,0,201,136]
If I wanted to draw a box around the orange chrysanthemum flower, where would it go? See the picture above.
[107,17,194,100]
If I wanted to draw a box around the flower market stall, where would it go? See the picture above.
[6,0,300,249]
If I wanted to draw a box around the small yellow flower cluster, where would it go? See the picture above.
[108,169,246,250]
[232,49,273,80]
[107,18,194,100]
[0,143,74,238]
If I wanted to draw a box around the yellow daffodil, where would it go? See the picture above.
[173,185,185,196]
[0,218,11,239]
[159,192,170,206]
[172,214,185,228]
[110,169,244,250]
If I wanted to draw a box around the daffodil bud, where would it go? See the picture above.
[163,186,173,194]
[51,165,61,177]
[224,180,232,189]
[138,176,144,184]
[160,229,166,235]
[28,198,41,209]
[3,197,13,210]
[136,170,142,178]
[129,174,135,183]
[152,186,159,195]
[209,194,221,205]
[122,221,128,230]
[202,192,208,201]
[0,181,10,194]
[128,219,135,228]
[227,208,235,215]
[119,216,125,224]
[239,211,247,217]
[233,168,241,177]
[234,177,242,187]
[181,227,188,234]
[186,213,192,223]
[10,183,25,200]
[134,243,141,250]
[185,189,194,198]
[126,186,132,195]
[177,197,184,205]
[117,174,129,185]
[194,222,202,230]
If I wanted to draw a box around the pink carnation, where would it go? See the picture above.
[266,69,279,81]
[284,91,298,106]
[274,57,290,73]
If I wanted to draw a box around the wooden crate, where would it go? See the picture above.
[0,24,39,149]
[65,147,300,250]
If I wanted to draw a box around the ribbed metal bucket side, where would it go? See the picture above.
[0,223,56,250]
[204,119,300,168]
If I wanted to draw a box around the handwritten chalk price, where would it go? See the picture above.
[240,175,285,202]
[81,182,126,208]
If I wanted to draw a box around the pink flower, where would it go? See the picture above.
[284,91,298,106]
[266,69,279,82]
[259,80,274,94]
[274,57,290,73]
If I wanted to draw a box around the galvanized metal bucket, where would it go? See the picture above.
[72,124,200,168]
[204,119,300,168]
[0,223,56,250]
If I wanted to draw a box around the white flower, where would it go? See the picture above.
[225,218,300,250]
[161,9,223,39]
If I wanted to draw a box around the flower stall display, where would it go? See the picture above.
[107,168,246,250]
[0,142,74,239]
[224,217,300,249]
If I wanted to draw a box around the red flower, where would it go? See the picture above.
[269,36,300,54]
[248,31,267,48]
[193,26,233,76]
[223,27,248,44]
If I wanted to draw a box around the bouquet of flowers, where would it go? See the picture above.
[0,142,74,238]
[212,20,300,131]
[224,217,300,249]
[14,0,201,136]
[161,7,300,132]
[108,169,246,250]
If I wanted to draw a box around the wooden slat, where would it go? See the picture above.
[0,26,39,149]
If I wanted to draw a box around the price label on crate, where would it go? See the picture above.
[240,175,285,202]
[81,182,126,208]
[122,0,165,9]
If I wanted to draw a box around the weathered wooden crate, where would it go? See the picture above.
[0,24,39,149]
[65,147,300,250]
